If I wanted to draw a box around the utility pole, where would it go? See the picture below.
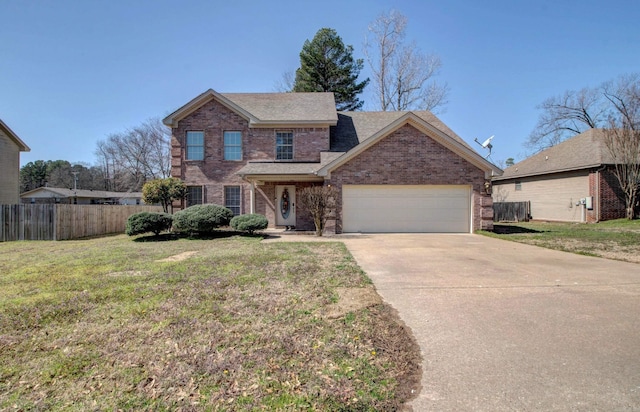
[71,171,79,204]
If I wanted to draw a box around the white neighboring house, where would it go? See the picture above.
[20,187,144,205]
[0,118,30,204]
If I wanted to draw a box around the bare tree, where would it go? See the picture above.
[364,9,449,112]
[601,74,640,219]
[527,73,640,153]
[531,73,640,218]
[602,73,640,129]
[273,70,295,92]
[526,88,607,152]
[603,122,640,219]
[299,185,338,236]
[94,118,171,192]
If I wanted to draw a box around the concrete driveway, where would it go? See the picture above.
[340,234,640,411]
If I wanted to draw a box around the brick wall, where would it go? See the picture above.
[597,167,626,221]
[328,124,492,232]
[170,98,329,226]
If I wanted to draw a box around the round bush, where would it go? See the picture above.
[172,204,234,234]
[125,212,173,236]
[230,214,268,234]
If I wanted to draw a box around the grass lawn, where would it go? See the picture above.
[481,219,640,263]
[0,234,420,411]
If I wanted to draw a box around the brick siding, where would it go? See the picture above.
[170,98,329,228]
[328,124,493,232]
[170,98,493,232]
[596,167,626,221]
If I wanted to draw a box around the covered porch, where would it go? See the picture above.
[238,162,325,231]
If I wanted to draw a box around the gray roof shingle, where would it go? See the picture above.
[20,187,142,198]
[330,111,472,152]
[163,90,338,127]
[222,92,337,124]
[236,162,323,176]
[494,129,614,181]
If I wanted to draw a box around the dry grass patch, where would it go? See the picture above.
[155,251,198,262]
[484,219,640,263]
[0,235,421,411]
[325,287,383,319]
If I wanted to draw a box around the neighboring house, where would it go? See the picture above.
[492,129,626,222]
[20,187,144,205]
[0,118,30,204]
[163,89,501,233]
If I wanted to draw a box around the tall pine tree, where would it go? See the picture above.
[293,28,369,111]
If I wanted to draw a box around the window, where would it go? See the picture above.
[515,181,522,191]
[186,131,204,160]
[225,186,241,215]
[276,131,293,160]
[187,186,203,206]
[224,131,242,160]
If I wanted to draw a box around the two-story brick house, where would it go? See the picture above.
[163,89,501,233]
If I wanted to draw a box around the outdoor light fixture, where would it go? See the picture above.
[484,180,492,195]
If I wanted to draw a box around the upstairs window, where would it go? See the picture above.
[186,131,204,160]
[276,131,293,160]
[224,131,242,161]
[187,186,203,206]
[515,181,522,191]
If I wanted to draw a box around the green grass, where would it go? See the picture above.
[480,219,640,263]
[0,234,420,411]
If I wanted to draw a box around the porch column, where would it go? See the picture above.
[249,181,255,214]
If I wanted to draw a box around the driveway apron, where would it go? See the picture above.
[341,234,640,411]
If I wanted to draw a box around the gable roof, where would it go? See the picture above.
[319,111,501,178]
[163,89,338,127]
[494,129,614,181]
[330,111,472,152]
[20,187,142,199]
[0,118,30,151]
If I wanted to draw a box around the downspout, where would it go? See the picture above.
[595,165,606,222]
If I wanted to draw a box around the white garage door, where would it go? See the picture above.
[342,185,471,233]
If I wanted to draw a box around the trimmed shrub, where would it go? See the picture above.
[125,212,173,236]
[172,204,234,234]
[230,214,268,234]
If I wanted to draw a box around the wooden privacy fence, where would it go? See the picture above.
[493,201,531,222]
[1,204,162,241]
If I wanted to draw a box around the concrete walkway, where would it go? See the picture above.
[338,234,640,411]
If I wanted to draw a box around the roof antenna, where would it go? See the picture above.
[474,135,494,159]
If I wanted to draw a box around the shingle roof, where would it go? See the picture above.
[0,118,30,151]
[236,162,322,176]
[20,187,142,198]
[163,89,337,127]
[330,111,472,152]
[494,129,614,181]
[236,147,345,177]
[320,111,500,177]
[222,93,337,124]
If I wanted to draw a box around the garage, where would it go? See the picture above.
[342,185,471,233]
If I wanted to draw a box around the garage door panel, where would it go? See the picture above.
[342,185,470,233]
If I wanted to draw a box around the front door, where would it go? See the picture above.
[276,185,296,227]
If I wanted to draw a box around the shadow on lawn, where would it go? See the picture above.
[492,224,547,235]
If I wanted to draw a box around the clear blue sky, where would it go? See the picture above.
[2,0,639,167]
